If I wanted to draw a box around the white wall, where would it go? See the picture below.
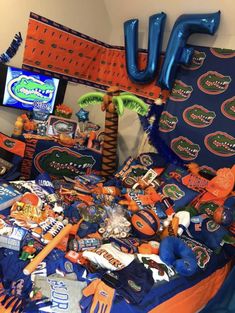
[104,0,235,48]
[0,0,111,135]
[0,0,235,165]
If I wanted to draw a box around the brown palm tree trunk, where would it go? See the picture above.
[101,107,119,177]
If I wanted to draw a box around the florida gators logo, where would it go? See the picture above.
[128,280,142,292]
[171,136,200,160]
[159,111,178,132]
[122,165,147,187]
[162,184,185,200]
[169,80,193,102]
[185,240,211,269]
[210,48,235,58]
[136,221,143,228]
[34,146,95,178]
[139,154,153,167]
[204,131,235,157]
[182,50,206,70]
[183,105,216,128]
[206,220,220,232]
[4,139,15,149]
[221,96,235,120]
[197,71,231,95]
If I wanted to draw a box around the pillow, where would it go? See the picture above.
[158,177,200,211]
[159,236,198,277]
[181,234,213,269]
[160,163,188,183]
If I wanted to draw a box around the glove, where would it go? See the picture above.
[23,298,52,313]
[80,279,115,313]
[0,294,23,313]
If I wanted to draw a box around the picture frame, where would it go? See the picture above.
[46,115,79,138]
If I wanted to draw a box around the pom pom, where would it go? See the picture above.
[187,163,200,175]
[0,32,23,64]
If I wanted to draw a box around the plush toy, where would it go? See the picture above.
[159,236,198,277]
[19,239,36,261]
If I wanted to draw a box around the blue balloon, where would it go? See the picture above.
[76,108,89,122]
[124,12,166,84]
[158,11,220,90]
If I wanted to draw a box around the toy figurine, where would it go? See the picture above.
[13,116,24,136]
[21,113,36,133]
[19,239,36,261]
[58,133,77,146]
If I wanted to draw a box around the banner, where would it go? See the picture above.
[21,136,102,179]
[23,12,169,103]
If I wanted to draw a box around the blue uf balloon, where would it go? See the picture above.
[124,12,166,84]
[158,11,221,90]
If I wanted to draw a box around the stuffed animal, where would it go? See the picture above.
[159,236,198,277]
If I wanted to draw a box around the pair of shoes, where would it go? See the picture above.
[32,217,64,243]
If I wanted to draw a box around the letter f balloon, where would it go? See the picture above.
[124,11,220,90]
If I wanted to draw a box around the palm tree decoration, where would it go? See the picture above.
[78,86,149,177]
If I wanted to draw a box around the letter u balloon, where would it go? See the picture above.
[124,11,221,90]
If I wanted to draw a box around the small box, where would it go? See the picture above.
[0,227,27,251]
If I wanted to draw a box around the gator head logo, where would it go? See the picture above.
[204,131,235,157]
[123,165,147,187]
[159,111,178,132]
[210,48,235,58]
[221,96,235,120]
[8,75,55,105]
[171,136,200,160]
[198,202,219,216]
[162,184,185,200]
[182,50,206,70]
[206,220,220,232]
[34,147,95,177]
[197,71,231,95]
[3,139,15,149]
[183,105,216,128]
[139,154,153,167]
[170,80,193,102]
[127,280,142,292]
[185,239,211,269]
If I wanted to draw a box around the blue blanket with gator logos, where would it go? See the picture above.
[158,45,235,170]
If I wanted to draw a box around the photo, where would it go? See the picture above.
[46,115,79,138]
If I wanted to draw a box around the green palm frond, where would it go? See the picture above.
[119,94,149,116]
[112,96,124,116]
[120,92,133,96]
[77,92,105,108]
